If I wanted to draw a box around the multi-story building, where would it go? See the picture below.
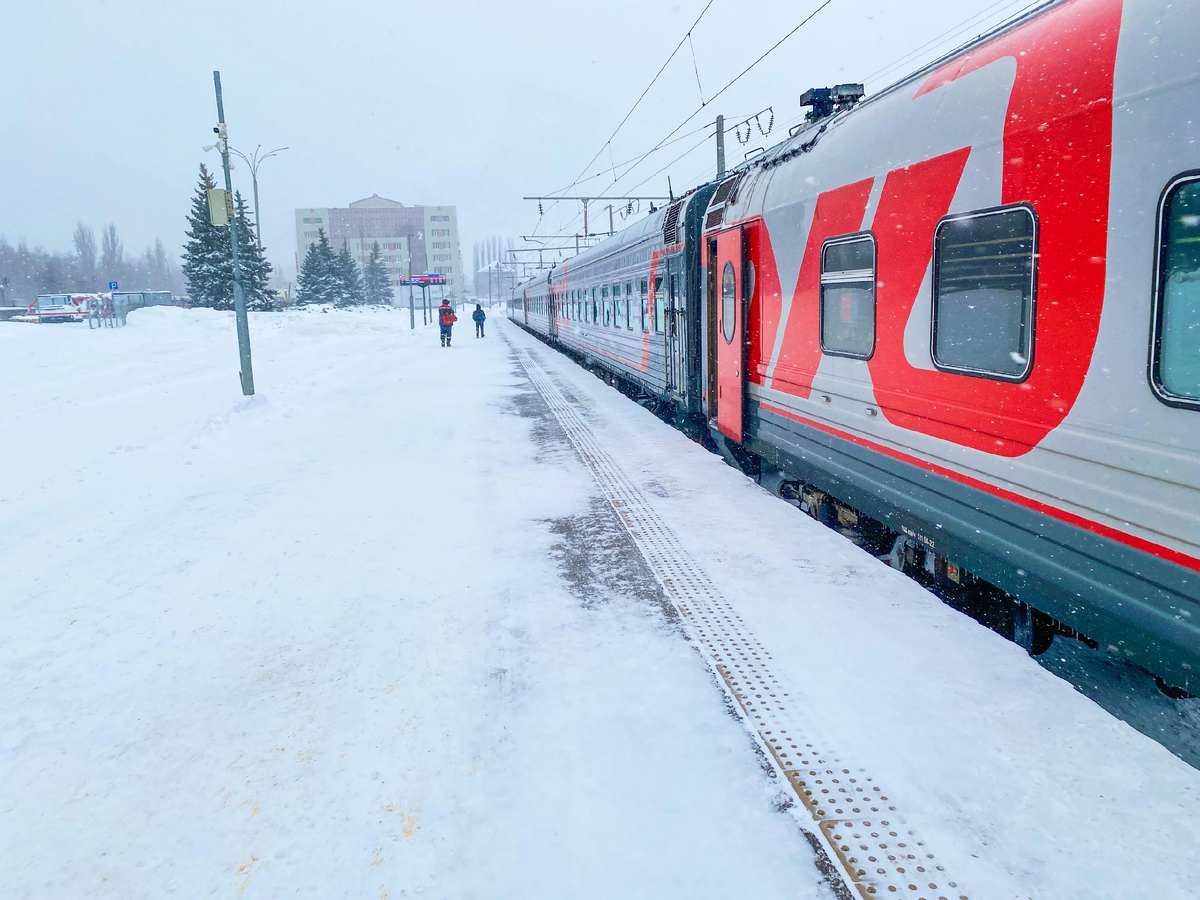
[295,195,462,296]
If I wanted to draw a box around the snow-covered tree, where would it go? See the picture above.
[333,244,363,307]
[295,229,337,306]
[182,165,229,308]
[232,190,274,311]
[183,168,274,311]
[362,242,391,305]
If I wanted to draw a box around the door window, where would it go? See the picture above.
[721,261,736,344]
[655,275,665,333]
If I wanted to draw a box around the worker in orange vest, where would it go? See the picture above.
[438,299,458,347]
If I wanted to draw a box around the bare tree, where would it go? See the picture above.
[100,223,124,285]
[73,222,97,290]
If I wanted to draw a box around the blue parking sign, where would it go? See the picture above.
[109,281,119,291]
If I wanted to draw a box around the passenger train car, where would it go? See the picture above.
[510,0,1200,693]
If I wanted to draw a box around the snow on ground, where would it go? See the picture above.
[0,308,828,899]
[501,323,1200,900]
[3,307,1199,900]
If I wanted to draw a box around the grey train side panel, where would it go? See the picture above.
[748,403,1200,691]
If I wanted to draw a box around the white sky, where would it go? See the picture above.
[1,0,1042,285]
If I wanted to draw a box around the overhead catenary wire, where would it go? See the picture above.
[540,112,764,200]
[536,0,1042,248]
[557,0,720,201]
[864,0,1047,87]
[610,0,1047,201]
[607,0,836,191]
[536,109,771,241]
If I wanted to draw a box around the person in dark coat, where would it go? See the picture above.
[438,299,457,347]
[472,303,486,338]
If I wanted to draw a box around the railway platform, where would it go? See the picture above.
[1,306,1197,899]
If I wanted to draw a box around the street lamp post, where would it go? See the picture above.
[229,144,289,249]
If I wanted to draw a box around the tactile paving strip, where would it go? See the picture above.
[510,336,969,900]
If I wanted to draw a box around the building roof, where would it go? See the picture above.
[349,194,404,209]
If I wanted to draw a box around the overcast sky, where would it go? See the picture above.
[2,0,1041,285]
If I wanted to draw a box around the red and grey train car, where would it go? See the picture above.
[510,0,1200,692]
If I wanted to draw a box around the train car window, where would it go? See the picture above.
[603,286,611,326]
[721,262,736,344]
[933,206,1036,381]
[1154,174,1200,406]
[640,279,649,331]
[820,234,875,359]
[625,283,633,328]
[592,288,598,322]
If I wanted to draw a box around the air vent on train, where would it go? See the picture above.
[704,171,745,232]
[662,200,685,246]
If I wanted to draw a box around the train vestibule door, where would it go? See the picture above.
[548,290,558,338]
[712,227,745,443]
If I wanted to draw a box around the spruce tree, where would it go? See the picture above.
[334,244,363,307]
[233,190,274,311]
[362,242,391,305]
[182,168,274,310]
[182,165,228,307]
[295,229,336,306]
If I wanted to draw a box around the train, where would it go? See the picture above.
[508,0,1200,694]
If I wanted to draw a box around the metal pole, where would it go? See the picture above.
[230,146,287,252]
[213,71,254,396]
[250,159,262,249]
[716,114,726,178]
[408,284,415,329]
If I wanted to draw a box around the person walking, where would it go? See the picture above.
[438,299,458,347]
[472,303,486,338]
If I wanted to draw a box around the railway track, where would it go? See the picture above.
[508,331,969,900]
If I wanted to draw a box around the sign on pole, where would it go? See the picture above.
[109,281,119,291]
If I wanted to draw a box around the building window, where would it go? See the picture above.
[820,234,876,359]
[932,206,1036,380]
[1153,173,1200,406]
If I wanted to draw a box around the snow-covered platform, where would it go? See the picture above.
[1,307,1197,899]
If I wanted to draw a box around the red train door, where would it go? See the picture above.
[713,227,745,442]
